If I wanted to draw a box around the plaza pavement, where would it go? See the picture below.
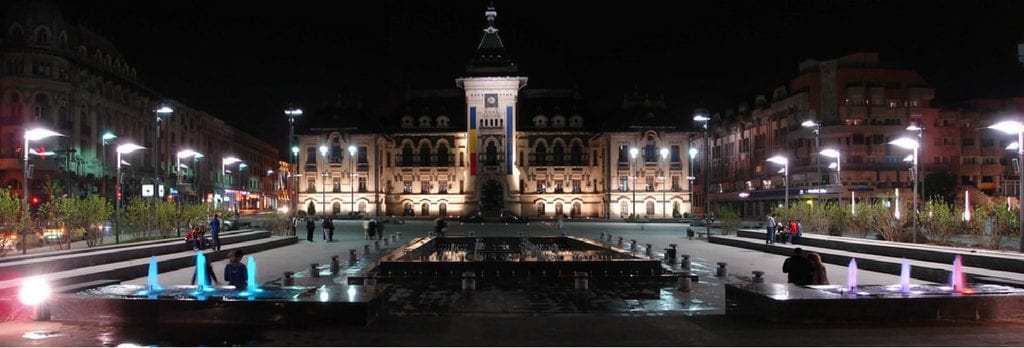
[1,219,1023,346]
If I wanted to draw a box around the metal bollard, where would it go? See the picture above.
[645,243,653,256]
[461,271,476,291]
[383,237,390,246]
[283,271,294,286]
[330,255,341,275]
[374,240,381,250]
[680,254,691,270]
[617,236,623,247]
[390,234,397,243]
[752,271,765,284]
[574,271,589,291]
[363,244,370,255]
[600,232,606,241]
[396,231,402,241]
[677,273,692,292]
[310,263,320,278]
[716,262,728,277]
[349,249,358,264]
[469,231,475,238]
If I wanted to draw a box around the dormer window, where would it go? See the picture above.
[569,114,583,128]
[418,116,432,127]
[34,27,50,44]
[551,115,566,128]
[436,115,450,127]
[532,114,548,127]
[401,116,414,128]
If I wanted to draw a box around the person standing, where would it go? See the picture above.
[807,252,829,285]
[434,217,447,238]
[223,249,248,289]
[782,248,812,285]
[556,214,564,230]
[765,213,777,245]
[305,218,315,242]
[374,217,384,240]
[323,216,335,241]
[362,218,371,240]
[367,219,377,240]
[289,215,298,236]
[209,213,222,251]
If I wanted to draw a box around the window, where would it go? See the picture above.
[963,138,975,146]
[553,143,565,165]
[620,201,629,218]
[671,145,681,162]
[618,145,628,163]
[333,177,341,192]
[357,146,368,164]
[672,176,680,191]
[329,140,342,163]
[555,202,564,216]
[421,180,431,193]
[438,144,449,166]
[402,144,413,166]
[572,179,581,193]
[307,177,316,193]
[554,180,564,193]
[570,143,582,165]
[536,179,547,193]
[852,134,864,145]
[439,202,447,216]
[420,143,431,166]
[332,202,341,215]
[421,203,430,216]
[981,139,994,148]
[358,176,367,192]
[439,180,448,194]
[646,176,654,192]
[403,181,413,194]
[306,147,317,168]
[485,142,498,166]
[536,202,546,216]
[646,201,655,216]
[535,143,547,166]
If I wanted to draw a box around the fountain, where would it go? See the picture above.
[147,256,163,291]
[194,251,210,292]
[246,255,262,293]
[900,258,911,294]
[846,258,857,291]
[950,255,965,293]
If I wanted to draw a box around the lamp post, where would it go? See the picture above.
[987,120,1024,252]
[221,156,241,210]
[694,109,711,237]
[291,146,299,214]
[285,107,302,214]
[22,128,64,254]
[320,145,328,215]
[907,123,924,203]
[688,148,698,216]
[820,148,841,188]
[101,132,116,195]
[348,145,357,215]
[238,162,248,211]
[660,147,669,218]
[802,120,821,189]
[766,155,789,208]
[629,147,639,218]
[890,137,920,244]
[153,105,173,205]
[115,143,145,244]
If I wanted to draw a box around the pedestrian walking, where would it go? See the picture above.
[305,218,315,242]
[323,216,335,241]
[782,248,812,285]
[765,213,777,245]
[209,213,222,251]
[224,249,248,289]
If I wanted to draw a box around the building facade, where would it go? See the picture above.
[0,0,280,211]
[294,5,696,219]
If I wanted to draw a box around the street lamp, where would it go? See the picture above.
[766,155,789,208]
[688,147,698,216]
[22,128,64,254]
[907,123,924,204]
[176,150,200,188]
[238,163,248,211]
[101,132,116,194]
[285,107,302,214]
[115,143,145,244]
[660,147,669,218]
[291,146,299,215]
[889,137,920,244]
[320,145,328,215]
[629,147,639,218]
[694,109,711,238]
[153,106,173,201]
[802,120,821,189]
[987,120,1024,252]
[820,148,841,187]
[348,145,357,215]
[221,156,241,210]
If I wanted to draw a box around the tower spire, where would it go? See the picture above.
[485,1,497,33]
[465,1,517,76]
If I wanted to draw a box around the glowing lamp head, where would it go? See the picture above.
[659,148,669,159]
[18,277,50,306]
[889,137,920,150]
[116,143,145,154]
[25,128,63,141]
[988,120,1024,135]
[688,148,698,159]
[319,145,328,156]
[820,149,840,158]
[801,120,818,128]
[223,156,241,165]
[766,155,788,165]
[629,148,638,158]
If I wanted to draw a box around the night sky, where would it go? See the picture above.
[45,0,1024,154]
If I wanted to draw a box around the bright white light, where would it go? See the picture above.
[906,124,923,132]
[766,155,788,165]
[319,145,328,156]
[116,143,145,154]
[889,137,919,150]
[1007,142,1020,150]
[176,149,199,158]
[154,106,174,114]
[693,115,710,122]
[239,163,248,169]
[828,162,838,169]
[25,128,63,141]
[903,154,914,162]
[285,108,303,116]
[223,156,241,165]
[629,148,638,158]
[738,192,750,198]
[18,277,50,306]
[688,148,698,159]
[277,206,289,214]
[820,149,840,158]
[102,132,117,141]
[988,120,1024,134]
[291,146,299,154]
[348,145,357,156]
[659,148,669,159]
[28,149,56,156]
[801,120,818,128]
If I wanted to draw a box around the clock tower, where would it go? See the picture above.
[456,3,528,215]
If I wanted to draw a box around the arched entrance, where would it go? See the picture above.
[480,180,503,212]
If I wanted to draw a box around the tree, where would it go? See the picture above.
[123,197,154,239]
[718,208,741,235]
[923,171,957,204]
[851,194,910,242]
[969,202,1017,250]
[155,200,178,237]
[0,188,21,256]
[54,195,111,248]
[920,198,964,245]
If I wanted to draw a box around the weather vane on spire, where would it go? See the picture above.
[484,2,498,34]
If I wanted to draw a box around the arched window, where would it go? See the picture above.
[536,202,545,216]
[33,94,50,122]
[534,143,547,166]
[358,201,367,213]
[571,202,581,217]
[419,143,431,166]
[485,142,498,166]
[438,144,449,166]
[332,202,341,215]
[555,202,564,216]
[570,142,583,165]
[404,202,414,216]
[620,201,629,218]
[330,138,342,163]
[421,203,430,216]
[402,144,414,166]
[439,202,447,217]
[646,201,655,216]
[34,27,50,44]
[552,143,565,165]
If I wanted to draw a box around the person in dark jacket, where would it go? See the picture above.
[224,249,248,289]
[322,217,335,241]
[305,218,315,242]
[209,213,222,251]
[782,248,812,285]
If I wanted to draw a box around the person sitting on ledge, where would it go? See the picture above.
[224,249,248,289]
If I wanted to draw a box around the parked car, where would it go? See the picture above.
[458,213,484,223]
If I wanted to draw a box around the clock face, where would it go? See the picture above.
[485,93,498,107]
